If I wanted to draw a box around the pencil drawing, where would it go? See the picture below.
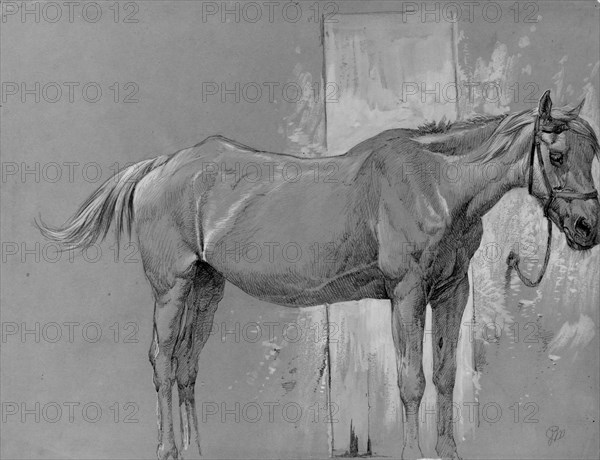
[37,90,599,460]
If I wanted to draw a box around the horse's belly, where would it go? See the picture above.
[203,221,383,306]
[213,265,386,307]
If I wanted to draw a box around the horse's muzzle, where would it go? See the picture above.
[564,214,598,250]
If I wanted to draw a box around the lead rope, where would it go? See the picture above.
[506,217,552,287]
[506,116,554,288]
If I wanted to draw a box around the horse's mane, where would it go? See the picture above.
[411,113,510,156]
[413,107,599,162]
[414,113,509,136]
[568,117,600,159]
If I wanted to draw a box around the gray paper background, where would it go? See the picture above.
[1,1,599,459]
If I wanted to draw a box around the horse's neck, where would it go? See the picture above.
[439,122,533,221]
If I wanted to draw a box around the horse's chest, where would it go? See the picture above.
[428,222,483,282]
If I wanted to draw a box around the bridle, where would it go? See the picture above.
[507,115,599,287]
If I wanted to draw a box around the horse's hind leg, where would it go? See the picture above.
[148,271,193,460]
[173,263,224,457]
[142,226,200,460]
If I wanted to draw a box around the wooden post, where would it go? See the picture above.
[323,13,476,457]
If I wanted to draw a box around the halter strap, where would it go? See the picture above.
[531,118,598,209]
[527,115,540,196]
[508,115,598,287]
[552,189,598,201]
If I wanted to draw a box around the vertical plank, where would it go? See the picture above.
[276,305,332,457]
[328,302,370,456]
[454,266,478,444]
[363,299,403,457]
[324,13,459,155]
[324,13,468,457]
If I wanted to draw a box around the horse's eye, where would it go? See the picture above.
[542,123,568,134]
[549,151,564,166]
[554,124,567,134]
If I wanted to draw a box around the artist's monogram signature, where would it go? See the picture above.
[546,426,565,445]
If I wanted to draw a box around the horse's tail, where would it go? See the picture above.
[36,155,170,250]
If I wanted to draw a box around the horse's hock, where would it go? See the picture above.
[321,15,477,457]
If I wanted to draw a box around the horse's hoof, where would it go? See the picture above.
[440,454,462,460]
[180,440,201,459]
[435,441,461,460]
[401,444,424,460]
[157,443,179,460]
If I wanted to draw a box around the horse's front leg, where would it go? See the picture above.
[430,275,469,460]
[387,275,427,460]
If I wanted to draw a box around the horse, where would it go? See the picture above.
[38,90,599,460]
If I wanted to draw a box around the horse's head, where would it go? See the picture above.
[532,90,600,250]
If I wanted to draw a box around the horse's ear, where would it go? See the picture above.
[538,89,552,122]
[566,98,585,119]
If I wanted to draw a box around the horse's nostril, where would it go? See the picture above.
[575,217,592,238]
